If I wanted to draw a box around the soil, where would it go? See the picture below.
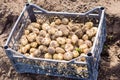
[0,0,120,80]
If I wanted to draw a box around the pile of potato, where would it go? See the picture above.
[18,17,97,61]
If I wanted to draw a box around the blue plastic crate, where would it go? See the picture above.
[4,3,106,80]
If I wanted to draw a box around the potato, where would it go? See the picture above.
[54,30,63,37]
[48,28,57,35]
[48,47,55,54]
[50,22,56,27]
[86,29,94,38]
[27,25,34,31]
[27,33,37,42]
[53,54,58,60]
[76,67,83,74]
[85,21,93,29]
[30,42,38,48]
[55,47,65,53]
[78,39,84,46]
[58,25,69,36]
[35,36,43,44]
[41,37,51,46]
[62,18,69,25]
[84,40,92,48]
[71,26,79,32]
[55,19,62,25]
[71,34,78,44]
[21,47,28,54]
[79,44,88,53]
[50,40,59,48]
[42,23,50,31]
[39,30,47,37]
[64,51,73,60]
[65,44,74,51]
[30,48,36,53]
[44,53,52,59]
[83,48,90,54]
[73,50,79,58]
[66,38,72,44]
[56,37,66,45]
[80,53,87,62]
[31,22,41,29]
[30,49,41,57]
[20,35,28,46]
[75,29,83,38]
[82,34,89,41]
[91,27,98,35]
[25,44,30,50]
[57,53,64,60]
[37,19,43,24]
[91,37,95,42]
[24,53,30,57]
[38,45,48,53]
[24,30,30,35]
[32,28,39,34]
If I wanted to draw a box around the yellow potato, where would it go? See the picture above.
[65,44,74,51]
[55,19,62,25]
[73,50,79,58]
[85,21,93,29]
[64,51,73,60]
[25,44,30,50]
[80,53,87,62]
[32,28,39,34]
[83,48,90,54]
[35,36,43,44]
[27,33,37,42]
[49,40,59,48]
[53,54,58,60]
[30,48,36,53]
[21,47,28,54]
[84,40,92,48]
[48,47,55,54]
[78,39,84,46]
[75,29,83,38]
[79,44,88,53]
[39,30,47,37]
[41,37,51,46]
[66,38,72,44]
[42,23,50,31]
[57,53,64,60]
[48,28,57,35]
[38,45,48,53]
[50,22,56,27]
[62,18,69,25]
[71,34,78,44]
[37,19,43,24]
[56,37,66,45]
[24,30,30,35]
[91,27,98,35]
[55,47,65,54]
[20,35,28,46]
[30,42,38,48]
[30,49,41,57]
[82,34,89,41]
[31,22,41,29]
[55,30,63,37]
[44,53,52,59]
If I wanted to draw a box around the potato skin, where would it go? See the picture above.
[64,51,73,60]
[44,53,52,59]
[65,44,74,51]
[55,47,65,54]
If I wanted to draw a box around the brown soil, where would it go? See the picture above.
[0,0,120,80]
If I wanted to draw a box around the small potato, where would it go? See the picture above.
[85,22,93,29]
[30,42,38,48]
[38,45,48,53]
[30,48,36,53]
[32,28,39,34]
[48,47,55,54]
[50,22,56,27]
[56,37,66,45]
[75,29,83,38]
[79,44,88,53]
[27,33,37,42]
[64,51,73,60]
[80,53,87,62]
[21,47,28,54]
[91,27,98,35]
[55,19,62,25]
[20,35,28,46]
[37,19,44,24]
[27,25,34,31]
[24,53,30,57]
[77,39,84,46]
[44,53,52,59]
[49,40,59,48]
[66,38,72,44]
[39,30,47,37]
[83,48,90,54]
[53,54,58,60]
[65,44,74,51]
[48,28,57,35]
[24,30,30,35]
[30,49,41,57]
[58,25,69,36]
[71,34,78,44]
[62,18,69,25]
[82,34,89,41]
[71,26,79,32]
[31,22,41,29]
[35,36,43,44]
[25,44,30,50]
[86,29,94,38]
[55,47,65,53]
[84,40,92,48]
[42,23,50,31]
[91,37,95,42]
[57,53,64,60]
[55,30,63,37]
[41,38,51,46]
[73,50,79,58]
